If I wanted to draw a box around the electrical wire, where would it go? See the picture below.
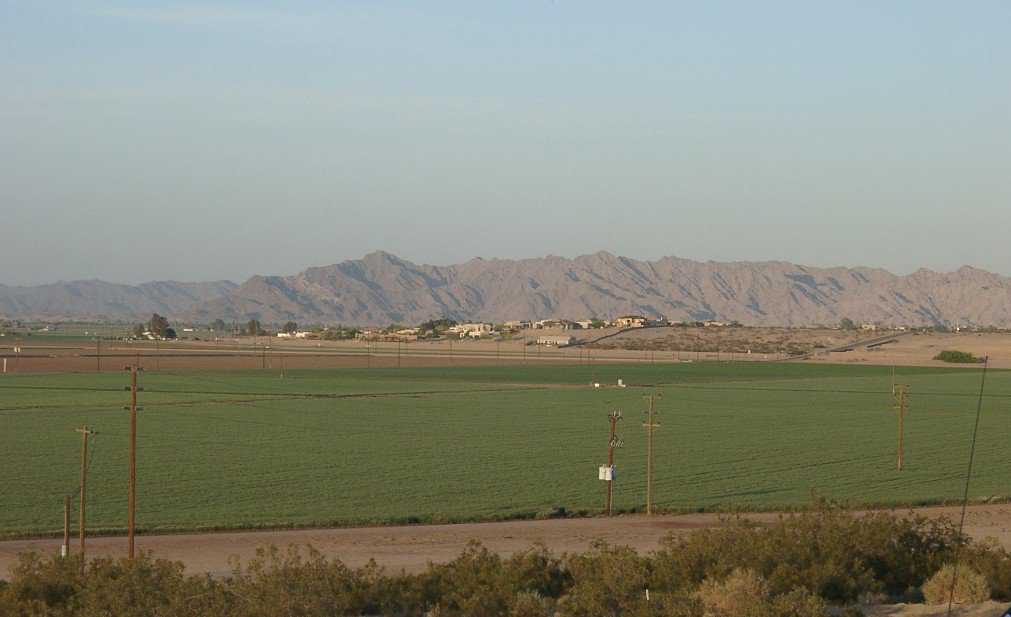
[946,356,989,617]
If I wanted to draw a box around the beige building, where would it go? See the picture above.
[613,315,648,328]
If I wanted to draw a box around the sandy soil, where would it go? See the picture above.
[590,326,865,356]
[0,334,779,373]
[862,602,1007,617]
[806,331,1011,370]
[5,504,1011,580]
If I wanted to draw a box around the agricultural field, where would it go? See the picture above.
[0,362,1007,538]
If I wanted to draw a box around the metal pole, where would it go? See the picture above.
[128,366,138,558]
[606,410,622,516]
[643,394,661,515]
[62,495,70,558]
[75,425,94,574]
[895,384,908,471]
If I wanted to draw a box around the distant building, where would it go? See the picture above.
[536,335,574,346]
[703,320,729,327]
[533,319,562,329]
[503,320,532,330]
[276,331,311,339]
[613,315,648,328]
[448,323,493,338]
[860,323,878,332]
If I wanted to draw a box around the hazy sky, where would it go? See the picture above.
[2,2,1010,285]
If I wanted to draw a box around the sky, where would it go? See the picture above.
[2,1,1010,285]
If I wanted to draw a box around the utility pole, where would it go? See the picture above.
[96,337,101,372]
[125,365,143,559]
[894,384,908,471]
[75,425,96,574]
[604,410,623,516]
[62,495,70,558]
[643,393,662,515]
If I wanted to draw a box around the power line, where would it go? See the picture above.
[642,392,661,515]
[946,357,989,617]
[74,425,96,574]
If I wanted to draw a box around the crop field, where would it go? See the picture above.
[1,362,1008,538]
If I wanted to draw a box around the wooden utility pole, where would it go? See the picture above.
[397,340,402,368]
[62,496,70,558]
[894,384,908,471]
[605,410,623,516]
[643,393,662,515]
[125,365,143,558]
[75,425,95,573]
[96,337,101,372]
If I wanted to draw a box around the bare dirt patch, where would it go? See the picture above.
[5,505,1011,580]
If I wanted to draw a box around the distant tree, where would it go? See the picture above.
[419,318,457,334]
[839,318,857,331]
[321,325,359,340]
[246,319,263,336]
[589,319,606,329]
[210,319,227,332]
[147,314,176,339]
[282,321,298,334]
[934,350,981,363]
[132,323,145,338]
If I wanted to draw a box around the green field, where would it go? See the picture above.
[0,362,1007,537]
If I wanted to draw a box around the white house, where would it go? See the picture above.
[448,323,493,337]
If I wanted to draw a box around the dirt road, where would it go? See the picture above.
[5,505,1011,579]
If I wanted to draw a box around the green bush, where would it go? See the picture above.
[921,564,990,604]
[651,506,961,603]
[2,507,1010,615]
[933,350,981,363]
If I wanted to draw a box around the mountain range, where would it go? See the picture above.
[3,251,1010,328]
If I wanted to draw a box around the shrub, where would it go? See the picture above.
[921,564,989,604]
[694,568,769,616]
[509,591,555,617]
[769,588,829,617]
[556,541,651,617]
[933,350,981,363]
[652,505,962,602]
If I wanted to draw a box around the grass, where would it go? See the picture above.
[0,362,1007,538]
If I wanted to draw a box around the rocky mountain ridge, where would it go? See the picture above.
[4,252,1007,327]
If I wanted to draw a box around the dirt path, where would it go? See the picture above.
[5,505,1011,579]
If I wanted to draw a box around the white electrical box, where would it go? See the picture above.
[598,464,615,481]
